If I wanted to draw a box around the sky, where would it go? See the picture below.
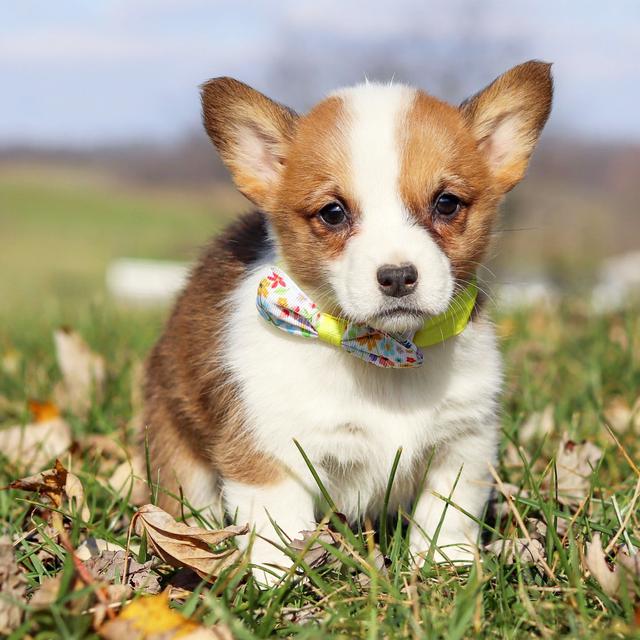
[1,0,639,146]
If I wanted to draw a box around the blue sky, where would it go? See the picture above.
[1,0,639,145]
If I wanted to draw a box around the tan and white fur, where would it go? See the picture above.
[143,61,553,583]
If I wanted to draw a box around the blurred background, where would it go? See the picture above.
[1,0,639,328]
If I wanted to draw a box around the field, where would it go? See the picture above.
[1,170,639,638]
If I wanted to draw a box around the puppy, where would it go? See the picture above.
[143,61,552,582]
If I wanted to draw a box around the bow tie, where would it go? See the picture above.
[256,266,478,368]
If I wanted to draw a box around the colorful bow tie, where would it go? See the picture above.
[256,266,478,368]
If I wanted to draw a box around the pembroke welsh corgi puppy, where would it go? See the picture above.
[143,60,552,583]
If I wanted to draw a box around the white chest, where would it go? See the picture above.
[222,264,502,518]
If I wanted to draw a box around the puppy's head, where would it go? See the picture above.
[202,61,552,332]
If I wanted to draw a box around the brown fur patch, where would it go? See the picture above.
[143,212,283,516]
[399,92,500,282]
[268,96,357,298]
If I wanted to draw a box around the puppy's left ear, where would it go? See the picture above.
[460,60,553,193]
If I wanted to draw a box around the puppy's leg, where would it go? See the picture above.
[410,430,497,565]
[145,399,222,522]
[223,477,315,585]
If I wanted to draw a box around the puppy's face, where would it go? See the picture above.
[203,62,552,332]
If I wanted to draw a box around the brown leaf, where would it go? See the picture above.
[84,550,161,594]
[134,504,247,582]
[99,591,232,639]
[520,405,555,443]
[355,545,388,588]
[485,538,546,568]
[6,460,90,522]
[53,327,105,416]
[107,456,148,506]
[548,434,602,505]
[0,536,27,634]
[0,412,71,473]
[584,533,620,597]
[30,574,64,610]
[288,526,341,570]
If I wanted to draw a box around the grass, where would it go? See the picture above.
[1,169,639,638]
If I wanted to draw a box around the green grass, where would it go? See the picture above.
[0,166,242,330]
[1,170,639,638]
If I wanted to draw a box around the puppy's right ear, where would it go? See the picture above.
[201,77,298,207]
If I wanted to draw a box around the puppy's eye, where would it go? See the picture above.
[318,202,347,227]
[434,193,461,218]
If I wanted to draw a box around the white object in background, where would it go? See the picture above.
[496,280,559,310]
[591,251,640,313]
[106,258,189,305]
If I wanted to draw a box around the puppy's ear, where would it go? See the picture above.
[460,61,553,193]
[201,77,298,206]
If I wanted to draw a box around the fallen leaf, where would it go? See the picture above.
[0,407,71,473]
[519,405,555,444]
[281,604,323,624]
[0,536,27,634]
[288,527,342,570]
[107,456,148,506]
[485,538,546,568]
[78,434,128,463]
[355,546,388,588]
[30,574,64,610]
[99,591,232,639]
[584,533,620,597]
[134,504,247,582]
[84,550,161,594]
[548,434,602,505]
[76,537,127,561]
[6,460,90,523]
[1,349,21,376]
[53,327,105,416]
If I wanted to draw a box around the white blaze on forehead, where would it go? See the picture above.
[327,83,454,325]
[334,82,416,242]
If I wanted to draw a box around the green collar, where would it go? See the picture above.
[314,280,478,349]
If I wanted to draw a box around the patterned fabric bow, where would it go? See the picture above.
[256,266,478,368]
[256,266,423,368]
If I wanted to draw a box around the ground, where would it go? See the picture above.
[0,169,639,638]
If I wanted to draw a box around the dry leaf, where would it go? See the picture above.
[30,573,64,610]
[1,349,21,376]
[282,604,323,624]
[0,536,27,634]
[548,435,602,505]
[485,538,546,568]
[108,456,148,506]
[78,435,128,463]
[84,550,161,594]
[289,526,341,570]
[355,546,388,588]
[6,460,90,523]
[0,404,71,473]
[76,537,127,561]
[604,397,639,434]
[520,405,555,443]
[53,327,105,416]
[585,533,640,599]
[134,504,247,582]
[585,533,620,597]
[99,591,232,639]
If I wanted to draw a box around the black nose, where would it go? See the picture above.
[376,263,418,298]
